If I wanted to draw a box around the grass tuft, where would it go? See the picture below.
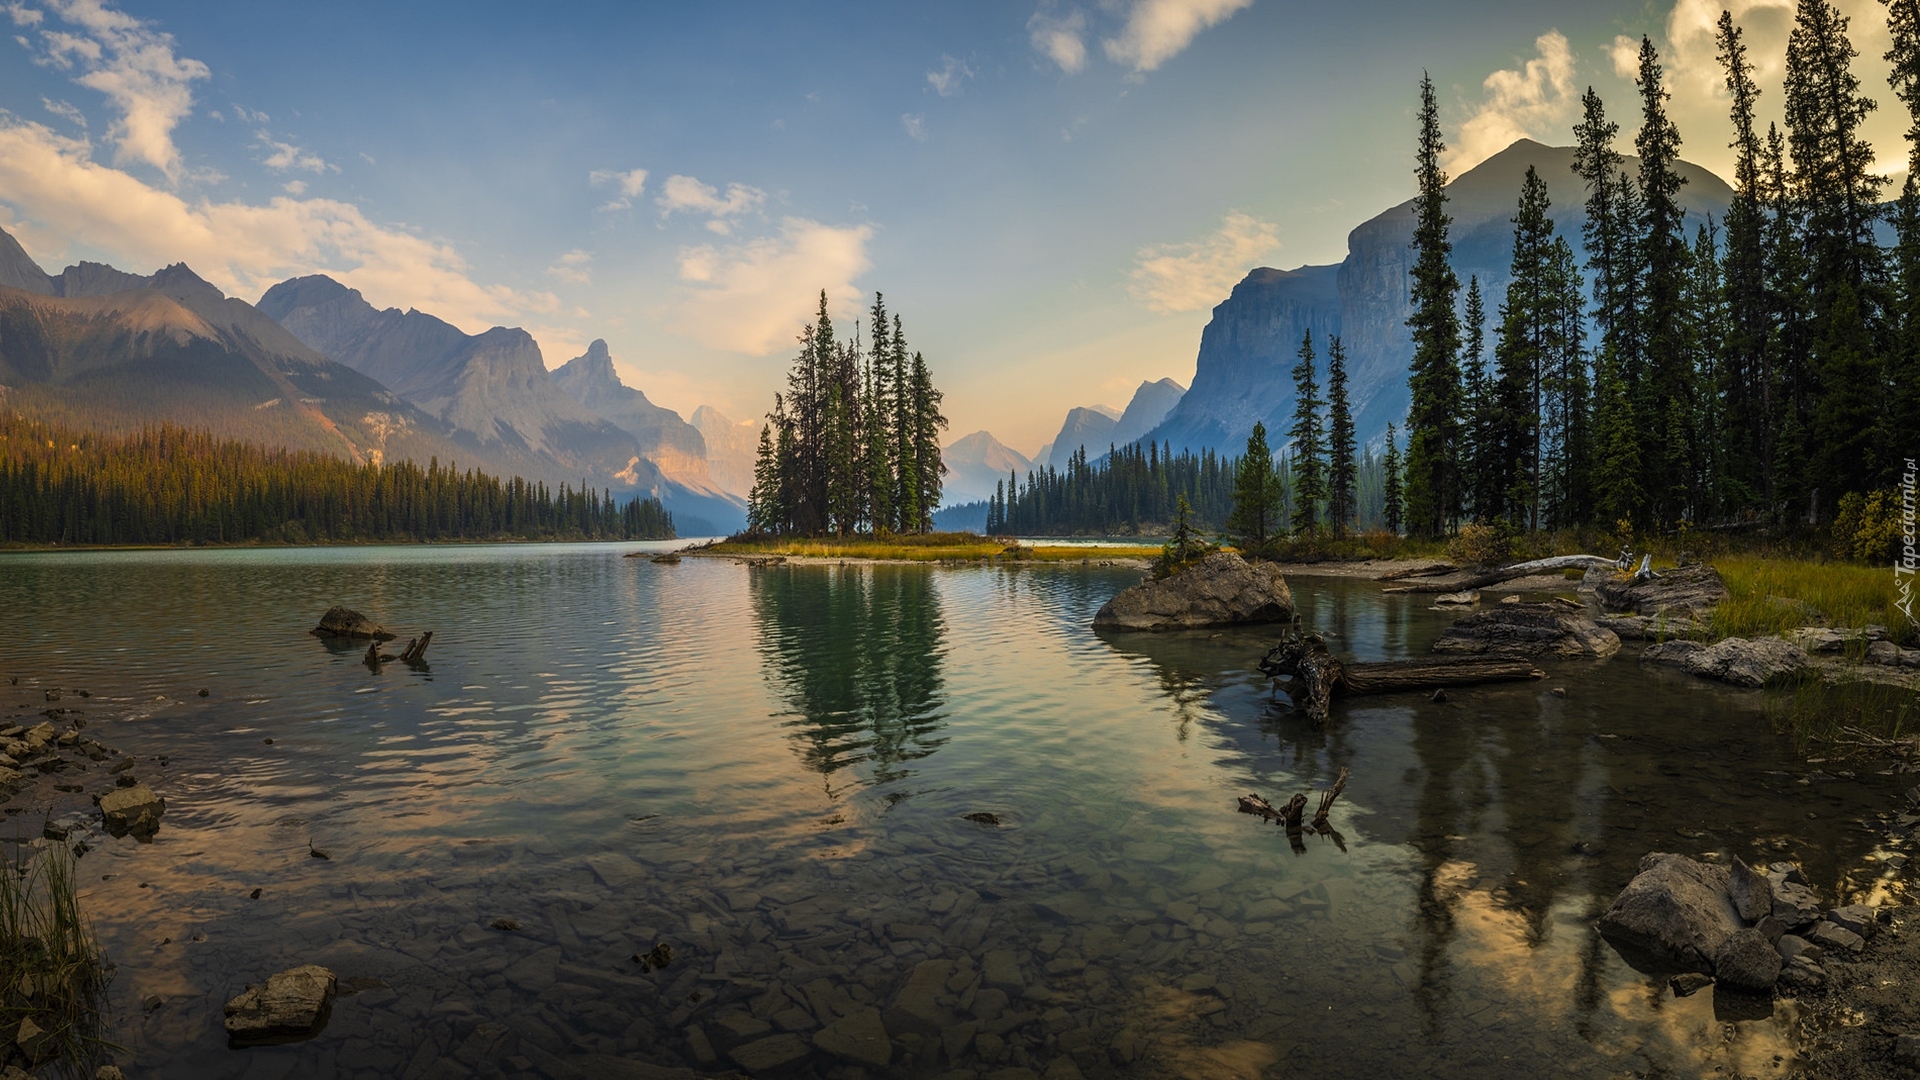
[1710,554,1916,648]
[0,844,110,1077]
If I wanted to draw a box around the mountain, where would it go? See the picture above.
[691,406,763,497]
[551,340,716,490]
[942,430,1033,506]
[0,234,491,472]
[1108,378,1186,450]
[1043,405,1121,470]
[1143,138,1737,458]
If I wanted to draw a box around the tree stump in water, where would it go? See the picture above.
[1258,627,1545,726]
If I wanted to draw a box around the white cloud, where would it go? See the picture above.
[670,217,873,354]
[281,179,305,195]
[547,248,592,285]
[902,112,927,142]
[11,0,210,180]
[0,113,557,334]
[255,130,333,173]
[1448,30,1578,171]
[230,103,268,125]
[589,166,648,210]
[1028,8,1087,74]
[927,54,973,96]
[657,175,766,234]
[1102,0,1253,74]
[40,96,84,127]
[1128,211,1279,313]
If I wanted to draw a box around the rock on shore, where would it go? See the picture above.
[1432,603,1621,658]
[1092,552,1293,631]
[1641,637,1812,688]
[1593,564,1730,619]
[98,783,164,838]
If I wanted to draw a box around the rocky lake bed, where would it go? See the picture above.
[2,542,1918,1078]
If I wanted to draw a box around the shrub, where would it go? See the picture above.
[1446,522,1511,568]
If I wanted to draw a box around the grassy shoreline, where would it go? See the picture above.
[687,533,1157,563]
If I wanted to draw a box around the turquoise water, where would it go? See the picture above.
[0,543,1900,1078]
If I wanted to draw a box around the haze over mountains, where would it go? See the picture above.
[0,138,1746,527]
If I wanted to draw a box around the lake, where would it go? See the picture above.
[0,543,1902,1078]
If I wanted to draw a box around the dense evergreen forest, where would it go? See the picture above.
[747,291,948,536]
[0,416,674,545]
[1399,6,1920,543]
[982,436,1397,537]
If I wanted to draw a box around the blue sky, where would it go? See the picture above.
[0,0,1909,454]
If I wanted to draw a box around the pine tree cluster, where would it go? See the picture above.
[0,416,673,545]
[747,291,948,537]
[1405,4,1920,537]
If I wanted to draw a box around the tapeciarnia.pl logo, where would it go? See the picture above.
[1901,458,1918,627]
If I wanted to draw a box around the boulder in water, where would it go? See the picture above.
[1639,636,1811,688]
[1432,603,1620,659]
[1596,853,1742,973]
[1092,551,1293,631]
[99,783,164,838]
[310,607,395,641]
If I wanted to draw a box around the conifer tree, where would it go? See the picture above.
[1404,74,1464,538]
[1787,0,1885,516]
[1544,235,1591,527]
[1886,0,1920,477]
[1763,122,1813,517]
[1228,421,1284,555]
[1326,335,1357,537]
[908,351,947,531]
[1572,88,1632,367]
[1717,11,1772,512]
[1684,221,1727,520]
[866,295,896,532]
[1382,422,1404,536]
[1460,275,1497,523]
[1491,166,1556,529]
[1635,36,1692,528]
[892,315,919,532]
[1288,330,1327,535]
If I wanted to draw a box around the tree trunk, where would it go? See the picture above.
[1381,554,1614,594]
[1258,628,1544,726]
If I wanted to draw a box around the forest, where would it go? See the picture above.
[0,416,674,546]
[746,291,948,537]
[1400,6,1919,544]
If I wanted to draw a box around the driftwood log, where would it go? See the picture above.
[1375,562,1458,581]
[364,631,433,670]
[1258,627,1545,726]
[1238,767,1351,852]
[1382,554,1615,594]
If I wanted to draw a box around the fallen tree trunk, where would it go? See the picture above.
[1376,562,1457,581]
[1382,554,1615,594]
[1258,628,1545,726]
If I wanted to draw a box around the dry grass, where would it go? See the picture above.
[698,532,1156,563]
[0,844,109,1076]
[1767,678,1920,749]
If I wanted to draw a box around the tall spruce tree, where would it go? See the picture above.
[908,350,948,530]
[1289,330,1327,535]
[1573,89,1633,370]
[1543,235,1590,527]
[1787,0,1886,518]
[1460,275,1499,522]
[1716,11,1773,514]
[1886,0,1920,473]
[1490,166,1556,529]
[866,295,896,532]
[1634,36,1693,528]
[1684,221,1727,520]
[1228,421,1284,555]
[1326,336,1357,537]
[1763,122,1814,517]
[1382,422,1404,535]
[1404,74,1465,538]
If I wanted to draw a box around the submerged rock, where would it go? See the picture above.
[1641,637,1812,688]
[1091,552,1293,631]
[309,607,395,641]
[1598,613,1708,640]
[1432,603,1621,658]
[1594,563,1730,618]
[99,783,164,838]
[812,1007,891,1067]
[224,964,337,1045]
[1727,857,1773,923]
[1597,853,1742,973]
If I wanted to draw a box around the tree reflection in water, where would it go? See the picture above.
[749,564,949,800]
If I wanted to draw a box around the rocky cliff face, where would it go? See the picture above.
[1145,138,1737,457]
[552,339,721,494]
